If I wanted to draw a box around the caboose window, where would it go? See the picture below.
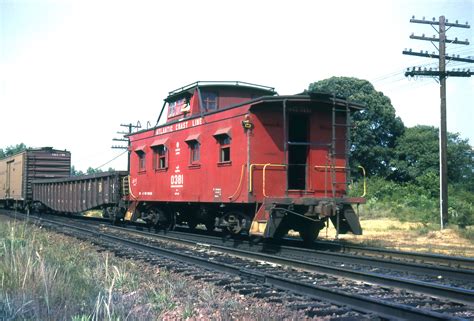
[136,151,146,172]
[187,140,200,164]
[218,135,231,163]
[201,92,218,111]
[213,128,231,164]
[152,145,168,170]
[168,101,176,117]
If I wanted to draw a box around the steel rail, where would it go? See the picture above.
[110,226,474,306]
[120,226,474,281]
[311,239,474,270]
[27,216,463,321]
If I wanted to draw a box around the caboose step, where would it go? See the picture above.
[124,201,139,221]
[249,205,284,238]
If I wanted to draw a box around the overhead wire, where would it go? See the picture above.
[94,150,128,171]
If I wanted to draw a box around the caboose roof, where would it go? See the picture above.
[248,92,365,111]
[165,81,277,102]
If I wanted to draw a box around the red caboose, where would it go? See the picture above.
[125,81,365,242]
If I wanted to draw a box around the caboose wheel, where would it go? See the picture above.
[163,211,176,231]
[187,219,197,230]
[222,211,249,235]
[299,226,318,244]
[298,222,324,245]
[205,221,215,231]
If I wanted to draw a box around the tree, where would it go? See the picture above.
[308,77,405,177]
[70,165,85,176]
[86,167,102,175]
[392,125,473,185]
[0,143,28,158]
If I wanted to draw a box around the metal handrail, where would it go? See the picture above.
[263,164,286,197]
[168,81,275,96]
[249,163,286,193]
[358,165,367,197]
[313,165,367,198]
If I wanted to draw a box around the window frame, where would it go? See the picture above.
[216,134,231,164]
[201,91,218,111]
[136,150,146,172]
[186,140,200,166]
[152,144,168,171]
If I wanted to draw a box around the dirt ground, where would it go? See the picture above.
[317,218,474,257]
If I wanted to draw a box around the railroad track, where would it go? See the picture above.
[309,239,474,270]
[21,210,474,272]
[3,210,474,320]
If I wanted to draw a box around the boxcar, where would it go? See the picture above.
[0,147,71,210]
[124,81,365,242]
[32,171,128,217]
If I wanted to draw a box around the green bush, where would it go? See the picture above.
[350,176,473,228]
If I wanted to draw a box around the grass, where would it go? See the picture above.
[319,215,474,257]
[0,216,300,320]
[0,218,157,320]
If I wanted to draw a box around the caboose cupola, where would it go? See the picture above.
[162,81,276,124]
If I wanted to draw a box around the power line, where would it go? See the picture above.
[95,150,128,170]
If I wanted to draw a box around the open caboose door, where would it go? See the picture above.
[287,112,309,190]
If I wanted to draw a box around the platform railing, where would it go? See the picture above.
[313,165,367,198]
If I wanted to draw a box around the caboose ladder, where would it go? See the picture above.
[330,97,352,237]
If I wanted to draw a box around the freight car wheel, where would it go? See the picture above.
[107,207,124,225]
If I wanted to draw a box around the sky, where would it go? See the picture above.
[1,0,473,171]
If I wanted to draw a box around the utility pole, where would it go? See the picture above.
[112,122,141,172]
[403,15,473,229]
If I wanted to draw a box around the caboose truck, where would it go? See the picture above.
[123,81,365,242]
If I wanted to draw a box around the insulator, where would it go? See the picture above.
[409,48,412,52]
[422,33,425,37]
[432,17,436,21]
[456,20,458,24]
[455,37,458,41]
[411,32,414,36]
[446,19,449,23]
[418,67,422,71]
[422,16,425,20]
[412,15,415,19]
[424,68,427,71]
[429,68,432,71]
